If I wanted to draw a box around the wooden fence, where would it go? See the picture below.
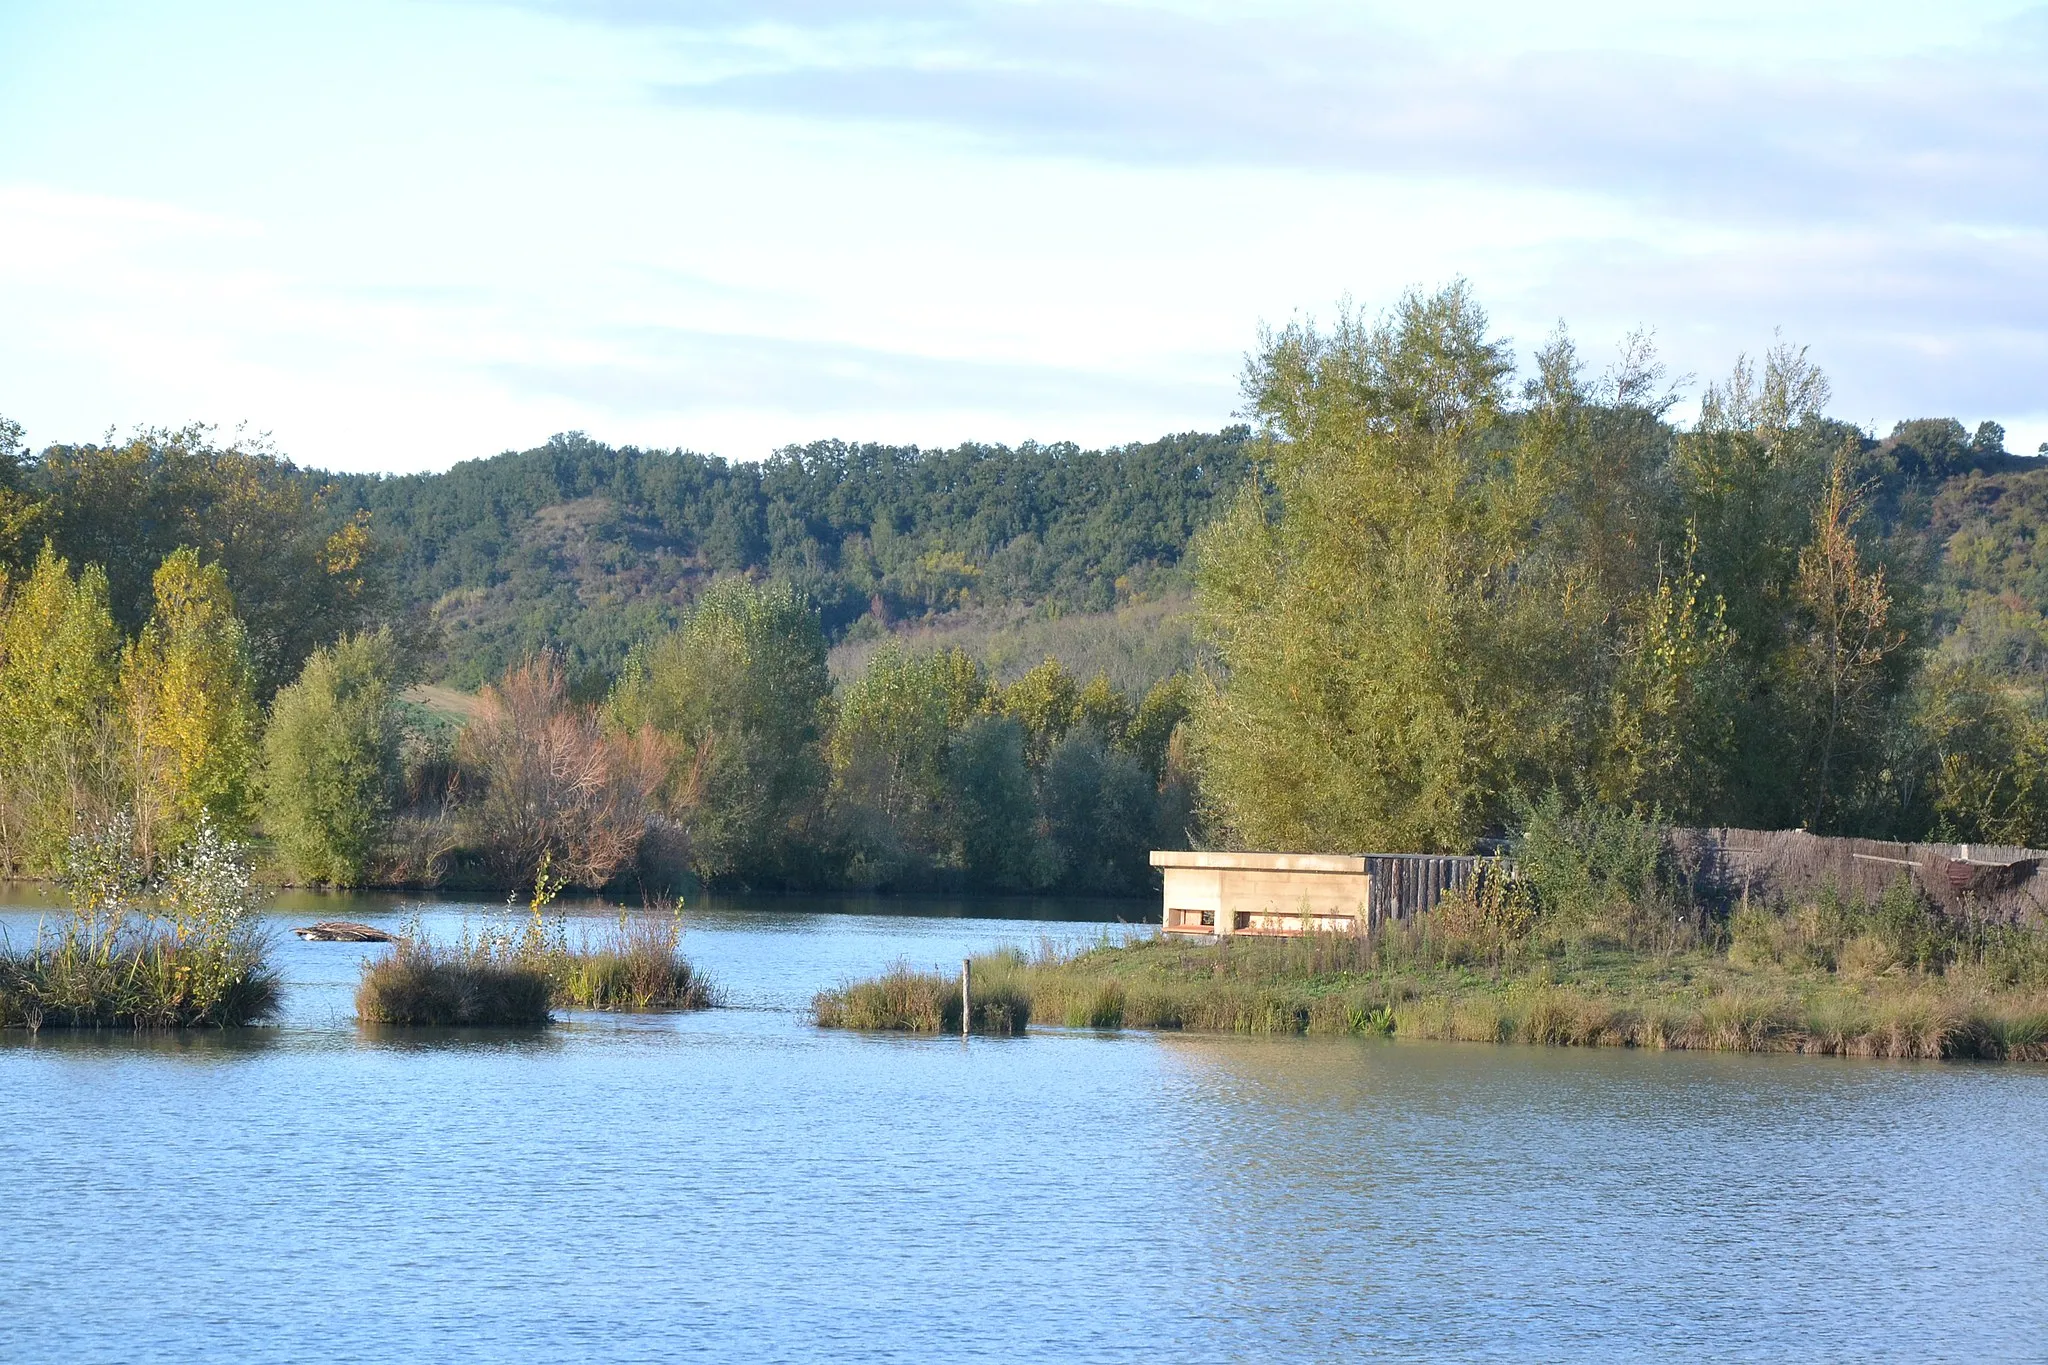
[1668,828,2048,924]
[1363,854,1493,921]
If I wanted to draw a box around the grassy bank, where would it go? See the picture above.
[356,907,716,1026]
[814,891,2048,1060]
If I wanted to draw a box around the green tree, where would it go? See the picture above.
[944,714,1040,888]
[1595,537,1739,817]
[262,629,408,885]
[1190,283,1590,852]
[0,415,44,572]
[35,426,381,696]
[607,579,831,885]
[1125,674,1192,784]
[1669,343,1852,823]
[121,548,260,858]
[1040,731,1156,892]
[829,646,988,880]
[1072,673,1133,748]
[1786,449,1912,827]
[0,544,122,872]
[999,657,1081,768]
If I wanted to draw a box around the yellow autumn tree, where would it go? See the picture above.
[0,544,123,872]
[121,548,259,858]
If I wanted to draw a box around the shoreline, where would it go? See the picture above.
[815,935,2048,1061]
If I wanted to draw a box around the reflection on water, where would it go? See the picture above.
[0,890,2044,1361]
[0,1025,284,1059]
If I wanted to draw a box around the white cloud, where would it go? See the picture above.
[0,0,2042,469]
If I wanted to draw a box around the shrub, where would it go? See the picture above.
[0,814,278,1029]
[1431,858,1535,961]
[1867,876,1952,973]
[263,629,407,886]
[457,655,669,889]
[355,934,553,1027]
[1513,788,1672,944]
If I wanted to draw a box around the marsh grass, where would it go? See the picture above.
[0,815,280,1030]
[812,957,1031,1034]
[356,880,716,1025]
[815,899,2048,1060]
[353,931,554,1026]
[0,929,280,1029]
[553,910,717,1011]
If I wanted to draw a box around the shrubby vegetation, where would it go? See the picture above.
[819,796,2048,1057]
[0,816,278,1029]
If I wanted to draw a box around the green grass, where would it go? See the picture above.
[813,959,1031,1034]
[551,913,718,1011]
[815,915,2048,1060]
[0,929,281,1029]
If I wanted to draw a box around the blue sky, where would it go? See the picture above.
[2,0,2043,472]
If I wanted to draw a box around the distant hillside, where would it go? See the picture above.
[327,429,1255,687]
[828,594,1200,699]
[23,415,2046,698]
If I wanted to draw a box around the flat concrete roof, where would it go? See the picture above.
[1149,851,1370,874]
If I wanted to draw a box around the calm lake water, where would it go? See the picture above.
[2,890,2045,1363]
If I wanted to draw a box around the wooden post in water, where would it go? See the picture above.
[961,958,971,1038]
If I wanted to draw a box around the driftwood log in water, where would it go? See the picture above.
[293,921,399,943]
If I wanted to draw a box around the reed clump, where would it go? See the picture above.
[813,957,1030,1034]
[0,816,280,1030]
[355,872,716,1025]
[354,932,554,1026]
[553,908,716,1011]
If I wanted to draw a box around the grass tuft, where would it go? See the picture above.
[552,912,717,1011]
[355,905,718,1026]
[355,935,553,1026]
[813,958,1030,1035]
[0,930,280,1029]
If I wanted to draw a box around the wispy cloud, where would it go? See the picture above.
[538,1,2048,228]
[492,323,1223,419]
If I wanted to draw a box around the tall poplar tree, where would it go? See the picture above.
[0,545,122,871]
[121,548,259,858]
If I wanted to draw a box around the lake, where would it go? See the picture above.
[2,891,2045,1362]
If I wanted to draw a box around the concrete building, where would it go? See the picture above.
[1151,849,1485,936]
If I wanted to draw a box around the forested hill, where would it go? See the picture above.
[11,413,2048,700]
[325,429,1255,687]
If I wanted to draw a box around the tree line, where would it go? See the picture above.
[2,281,2045,892]
[0,539,1190,892]
[1191,283,2048,853]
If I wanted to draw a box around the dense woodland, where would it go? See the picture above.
[2,283,2046,895]
[327,429,1252,689]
